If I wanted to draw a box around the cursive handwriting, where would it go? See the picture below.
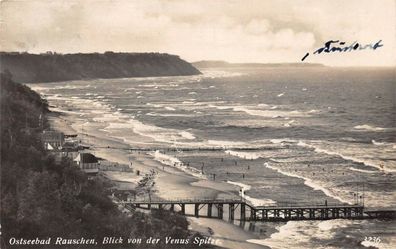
[301,40,383,61]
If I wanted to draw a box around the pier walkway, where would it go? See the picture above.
[115,198,394,221]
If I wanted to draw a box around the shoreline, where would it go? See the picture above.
[47,111,271,249]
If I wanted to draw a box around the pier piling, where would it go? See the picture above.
[241,203,246,220]
[208,203,212,218]
[195,204,200,217]
[217,204,223,219]
[229,204,235,220]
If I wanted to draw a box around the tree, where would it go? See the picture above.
[136,169,157,202]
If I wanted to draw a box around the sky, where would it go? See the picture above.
[1,0,395,66]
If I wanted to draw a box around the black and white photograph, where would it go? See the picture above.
[0,1,395,248]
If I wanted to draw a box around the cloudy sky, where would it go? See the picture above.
[1,0,395,66]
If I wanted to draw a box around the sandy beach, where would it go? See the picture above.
[47,112,271,249]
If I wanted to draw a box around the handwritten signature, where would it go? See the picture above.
[301,40,383,61]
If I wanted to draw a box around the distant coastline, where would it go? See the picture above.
[0,52,201,83]
[192,60,325,69]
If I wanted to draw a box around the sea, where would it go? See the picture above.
[30,66,396,249]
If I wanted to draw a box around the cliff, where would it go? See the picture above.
[0,52,201,83]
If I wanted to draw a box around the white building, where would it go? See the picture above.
[74,152,99,174]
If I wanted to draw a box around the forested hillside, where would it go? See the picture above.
[0,52,201,83]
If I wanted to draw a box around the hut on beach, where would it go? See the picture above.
[74,152,99,174]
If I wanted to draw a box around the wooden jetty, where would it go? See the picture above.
[115,198,387,221]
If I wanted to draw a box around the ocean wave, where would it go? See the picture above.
[225,150,261,160]
[207,104,230,110]
[145,112,197,117]
[258,103,269,107]
[127,119,196,144]
[354,124,388,131]
[104,122,133,129]
[150,150,205,179]
[269,158,293,163]
[227,180,276,206]
[37,84,92,90]
[164,106,176,111]
[348,167,377,174]
[179,131,195,140]
[247,219,353,249]
[207,140,247,148]
[270,138,297,144]
[372,140,385,146]
[296,140,396,173]
[209,103,312,119]
[233,106,309,118]
[28,85,51,92]
[371,140,395,147]
[48,106,83,115]
[264,162,352,204]
[283,119,296,127]
[123,87,136,92]
[138,83,171,88]
[146,103,163,108]
[200,70,245,78]
[96,108,198,145]
[93,113,122,123]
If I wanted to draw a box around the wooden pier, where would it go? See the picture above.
[115,198,379,221]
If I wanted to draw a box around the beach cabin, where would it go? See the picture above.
[74,152,99,174]
[42,130,64,150]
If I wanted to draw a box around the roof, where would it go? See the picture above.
[62,141,77,148]
[79,153,98,163]
[46,143,54,150]
[65,134,78,138]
